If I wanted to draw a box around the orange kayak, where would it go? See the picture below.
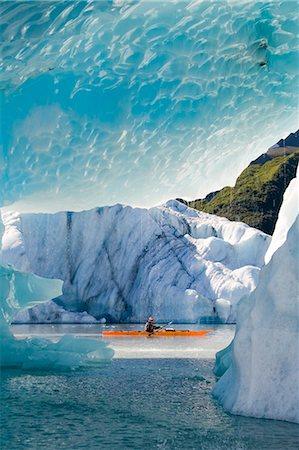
[102,329,212,338]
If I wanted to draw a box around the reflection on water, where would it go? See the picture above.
[11,323,235,359]
[1,359,298,450]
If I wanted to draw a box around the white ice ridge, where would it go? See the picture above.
[1,201,270,324]
[213,169,299,423]
[1,1,298,210]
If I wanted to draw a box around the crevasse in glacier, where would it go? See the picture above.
[1,1,298,210]
[1,201,270,324]
[213,169,299,423]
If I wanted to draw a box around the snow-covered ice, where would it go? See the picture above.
[213,169,299,423]
[1,201,270,324]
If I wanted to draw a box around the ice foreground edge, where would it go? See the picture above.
[0,260,114,370]
[213,170,299,423]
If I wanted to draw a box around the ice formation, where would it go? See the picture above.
[1,201,269,324]
[13,300,99,324]
[0,0,297,405]
[213,170,299,423]
[0,206,113,369]
[1,1,298,211]
[0,259,113,369]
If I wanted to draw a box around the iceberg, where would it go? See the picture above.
[1,201,270,324]
[213,170,299,423]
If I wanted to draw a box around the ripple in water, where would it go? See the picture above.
[1,359,298,450]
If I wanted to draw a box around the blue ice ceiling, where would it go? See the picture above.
[1,0,298,211]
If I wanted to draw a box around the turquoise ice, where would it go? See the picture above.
[0,263,114,370]
[1,0,298,211]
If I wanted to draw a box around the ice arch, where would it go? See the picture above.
[1,0,298,211]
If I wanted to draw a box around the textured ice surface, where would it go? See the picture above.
[13,300,99,324]
[264,171,298,264]
[1,201,270,324]
[213,170,299,423]
[1,1,299,210]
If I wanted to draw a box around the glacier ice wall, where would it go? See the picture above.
[1,0,299,211]
[213,170,299,423]
[1,201,270,323]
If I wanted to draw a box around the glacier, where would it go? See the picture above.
[1,201,270,324]
[1,0,299,211]
[213,169,299,423]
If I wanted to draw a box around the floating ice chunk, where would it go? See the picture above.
[0,262,113,370]
[0,264,63,323]
[13,300,99,324]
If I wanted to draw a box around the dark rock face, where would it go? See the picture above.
[249,153,272,166]
[184,132,299,235]
[275,130,299,149]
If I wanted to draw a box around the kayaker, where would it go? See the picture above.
[144,317,162,334]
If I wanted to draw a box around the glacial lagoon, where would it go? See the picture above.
[1,324,298,450]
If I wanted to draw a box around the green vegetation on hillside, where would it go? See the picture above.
[187,151,299,235]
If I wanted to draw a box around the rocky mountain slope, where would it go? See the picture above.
[184,132,299,235]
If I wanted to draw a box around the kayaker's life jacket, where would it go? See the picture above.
[144,321,158,333]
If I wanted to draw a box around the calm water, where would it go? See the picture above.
[1,325,298,450]
[11,323,235,359]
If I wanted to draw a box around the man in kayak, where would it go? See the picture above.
[144,317,162,334]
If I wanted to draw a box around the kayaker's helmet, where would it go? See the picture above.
[148,317,155,322]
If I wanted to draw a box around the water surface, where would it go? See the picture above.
[11,323,234,359]
[2,324,298,450]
